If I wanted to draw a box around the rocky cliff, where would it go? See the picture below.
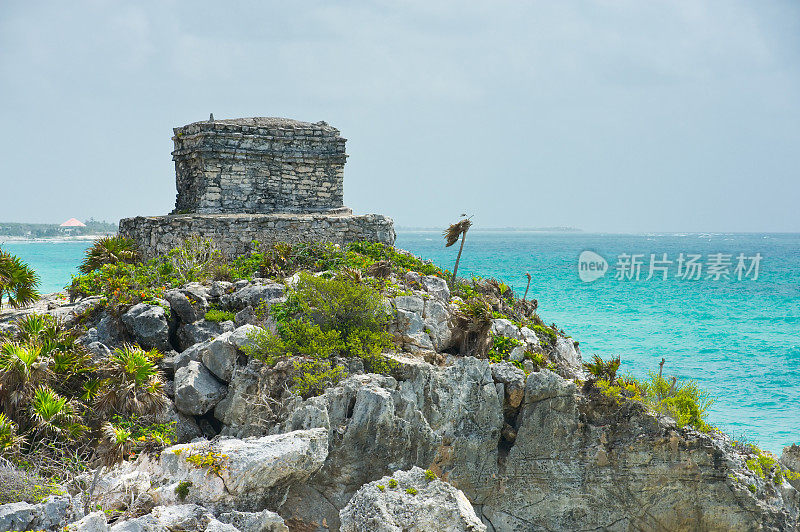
[1,248,798,532]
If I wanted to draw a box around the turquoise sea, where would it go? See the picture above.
[3,232,799,454]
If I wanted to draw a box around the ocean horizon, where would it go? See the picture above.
[2,230,798,454]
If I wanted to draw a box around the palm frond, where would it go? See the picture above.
[443,219,472,247]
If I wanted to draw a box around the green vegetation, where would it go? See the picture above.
[68,236,221,307]
[487,334,522,364]
[80,236,140,274]
[0,316,169,481]
[377,484,385,492]
[183,448,229,476]
[68,239,446,311]
[743,446,799,486]
[0,247,40,309]
[424,469,437,481]
[585,356,714,433]
[291,359,348,399]
[204,308,235,323]
[405,487,418,495]
[175,480,192,500]
[244,272,396,397]
[388,478,398,488]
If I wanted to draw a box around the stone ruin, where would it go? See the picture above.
[119,117,395,258]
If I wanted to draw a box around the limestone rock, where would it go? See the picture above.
[423,298,452,352]
[30,496,75,531]
[221,283,284,311]
[339,467,485,532]
[66,512,109,532]
[178,321,229,352]
[519,327,540,351]
[218,510,288,532]
[164,289,209,325]
[121,303,171,352]
[199,332,238,383]
[155,429,328,509]
[278,358,502,529]
[0,502,36,532]
[228,324,262,351]
[174,361,227,416]
[419,275,450,301]
[552,336,582,375]
[490,362,525,408]
[489,318,522,341]
[96,314,126,347]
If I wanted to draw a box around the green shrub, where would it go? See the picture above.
[387,478,398,488]
[175,480,192,501]
[244,319,343,366]
[183,449,229,476]
[80,236,139,274]
[246,274,395,381]
[0,248,40,310]
[487,334,521,363]
[424,469,437,481]
[95,345,166,416]
[529,324,557,346]
[291,359,348,399]
[290,273,389,342]
[68,237,219,307]
[745,447,789,485]
[347,241,445,277]
[377,484,385,492]
[642,374,713,432]
[204,308,235,323]
[583,355,621,383]
[405,487,418,495]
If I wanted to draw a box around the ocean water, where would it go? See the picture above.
[2,232,798,454]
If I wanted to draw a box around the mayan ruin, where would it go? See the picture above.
[119,117,395,257]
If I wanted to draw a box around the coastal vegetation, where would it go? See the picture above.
[1,235,797,528]
[584,354,715,433]
[79,236,140,274]
[0,247,40,309]
[0,313,171,499]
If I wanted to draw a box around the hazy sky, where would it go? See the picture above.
[1,1,798,232]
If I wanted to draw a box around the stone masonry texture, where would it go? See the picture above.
[119,213,396,260]
[119,116,394,258]
[172,117,346,215]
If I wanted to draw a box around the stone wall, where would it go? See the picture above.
[119,213,396,259]
[173,118,346,215]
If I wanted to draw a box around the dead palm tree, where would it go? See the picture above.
[443,215,472,287]
[523,273,532,301]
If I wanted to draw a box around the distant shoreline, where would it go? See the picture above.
[396,226,583,232]
[0,234,110,244]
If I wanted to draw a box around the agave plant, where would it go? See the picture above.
[29,386,84,440]
[0,341,52,416]
[79,236,140,274]
[0,249,40,309]
[95,345,166,416]
[13,314,54,343]
[443,216,472,288]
